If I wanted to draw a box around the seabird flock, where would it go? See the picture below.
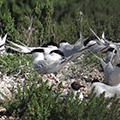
[1,28,120,100]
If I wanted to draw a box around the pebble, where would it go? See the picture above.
[0,59,104,101]
[0,53,104,119]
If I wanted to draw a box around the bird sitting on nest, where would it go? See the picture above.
[6,35,95,74]
[91,82,120,99]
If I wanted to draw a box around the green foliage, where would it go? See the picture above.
[1,0,120,43]
[1,0,120,119]
[0,73,61,120]
[82,0,120,41]
[1,78,120,120]
[0,10,21,42]
[0,54,33,75]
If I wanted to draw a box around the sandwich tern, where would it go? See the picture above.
[58,32,97,61]
[94,49,120,86]
[91,82,120,98]
[7,40,58,54]
[26,46,94,74]
[6,40,73,74]
[89,27,120,65]
[59,32,91,57]
[6,35,96,74]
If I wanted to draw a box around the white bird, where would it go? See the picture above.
[83,38,107,54]
[0,33,7,51]
[7,40,58,54]
[94,49,120,86]
[56,81,84,101]
[91,82,120,99]
[59,32,97,61]
[59,32,88,57]
[6,33,97,74]
[7,32,96,61]
[6,40,73,74]
[27,48,73,74]
[30,46,94,74]
[89,27,120,65]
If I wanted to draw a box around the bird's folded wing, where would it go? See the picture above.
[7,40,32,53]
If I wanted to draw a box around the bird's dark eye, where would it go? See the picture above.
[83,39,91,46]
[107,48,117,53]
[116,63,120,67]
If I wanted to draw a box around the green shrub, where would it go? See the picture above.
[0,0,120,119]
[0,77,120,120]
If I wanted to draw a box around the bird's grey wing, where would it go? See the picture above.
[33,60,56,73]
[105,51,116,63]
[89,43,107,54]
[7,40,32,53]
[59,44,74,57]
[7,40,43,53]
[33,58,68,74]
[89,27,106,44]
[73,33,89,53]
[108,67,120,86]
[53,56,73,72]
[73,32,84,49]
[93,53,108,72]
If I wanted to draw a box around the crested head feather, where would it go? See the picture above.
[83,39,91,46]
[107,47,117,53]
[60,40,67,43]
[42,41,58,47]
[50,50,64,56]
[30,49,44,54]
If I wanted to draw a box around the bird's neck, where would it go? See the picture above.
[33,53,44,63]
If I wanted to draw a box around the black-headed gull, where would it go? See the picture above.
[56,81,84,101]
[70,81,84,100]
